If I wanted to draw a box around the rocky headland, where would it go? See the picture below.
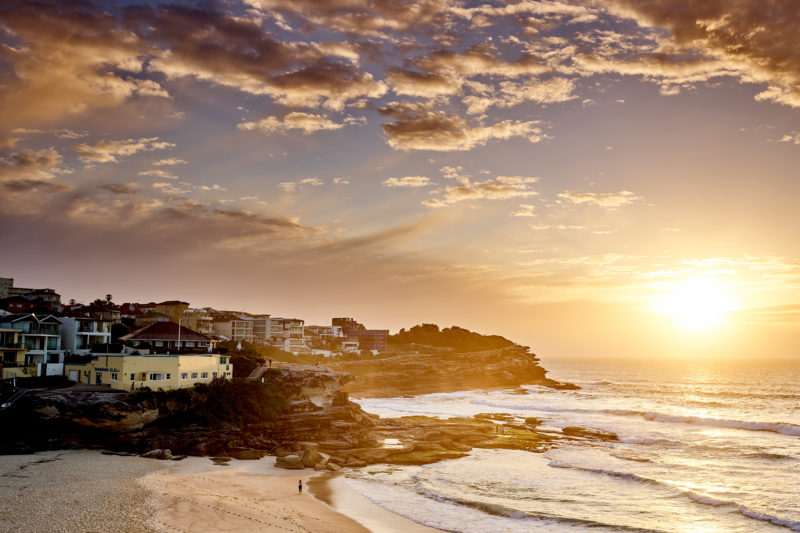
[0,347,604,472]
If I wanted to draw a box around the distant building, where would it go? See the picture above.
[65,353,232,391]
[0,327,34,380]
[60,317,112,355]
[269,318,308,354]
[120,321,212,352]
[333,317,388,352]
[0,313,65,376]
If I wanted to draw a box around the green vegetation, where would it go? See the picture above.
[389,324,515,351]
[216,340,295,377]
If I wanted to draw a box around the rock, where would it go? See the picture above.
[562,426,619,441]
[345,458,367,468]
[274,447,293,457]
[142,448,172,460]
[275,455,305,469]
[302,447,326,468]
[317,440,352,450]
[314,462,329,471]
[326,462,341,471]
[230,449,268,460]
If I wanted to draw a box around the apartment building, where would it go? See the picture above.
[60,317,112,355]
[0,313,65,376]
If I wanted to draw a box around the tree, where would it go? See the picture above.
[105,294,113,304]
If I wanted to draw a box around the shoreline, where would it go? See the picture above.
[308,472,442,533]
[141,454,445,533]
[0,450,443,533]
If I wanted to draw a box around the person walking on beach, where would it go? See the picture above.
[298,480,303,493]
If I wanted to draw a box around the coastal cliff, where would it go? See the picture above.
[327,345,575,397]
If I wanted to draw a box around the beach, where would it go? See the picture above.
[0,450,439,533]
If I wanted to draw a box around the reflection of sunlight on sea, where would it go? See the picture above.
[350,358,800,532]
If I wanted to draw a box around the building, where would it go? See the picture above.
[212,316,255,343]
[181,308,213,336]
[120,321,212,352]
[0,278,12,299]
[60,317,112,355]
[269,318,308,354]
[333,317,389,352]
[0,313,65,376]
[251,316,271,343]
[0,327,34,380]
[65,353,232,391]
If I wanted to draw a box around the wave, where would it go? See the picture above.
[688,494,800,531]
[740,508,800,532]
[607,409,800,436]
[418,488,668,532]
[547,460,800,531]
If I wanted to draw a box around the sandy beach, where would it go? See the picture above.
[0,450,440,533]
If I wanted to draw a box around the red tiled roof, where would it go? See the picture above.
[120,321,209,342]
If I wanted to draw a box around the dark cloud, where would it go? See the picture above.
[381,108,546,151]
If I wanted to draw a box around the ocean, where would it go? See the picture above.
[347,357,800,532]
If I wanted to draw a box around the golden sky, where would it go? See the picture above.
[1,0,799,358]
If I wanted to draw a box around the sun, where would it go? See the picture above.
[653,277,736,332]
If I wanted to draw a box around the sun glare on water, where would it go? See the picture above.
[654,277,736,332]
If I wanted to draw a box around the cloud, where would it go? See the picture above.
[601,1,800,107]
[73,138,175,164]
[97,182,140,195]
[139,169,179,180]
[381,108,547,151]
[386,69,459,98]
[512,204,537,217]
[383,176,433,188]
[463,77,577,114]
[0,147,62,181]
[558,190,643,207]
[153,158,188,166]
[777,132,800,145]
[279,178,324,192]
[333,177,350,185]
[424,175,539,207]
[0,0,167,142]
[238,112,347,135]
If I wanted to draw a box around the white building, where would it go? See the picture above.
[0,313,65,376]
[60,317,112,355]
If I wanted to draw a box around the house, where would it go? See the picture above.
[60,317,112,355]
[119,321,212,352]
[0,327,34,380]
[0,313,65,376]
[64,352,232,391]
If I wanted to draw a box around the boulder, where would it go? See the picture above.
[302,447,326,468]
[142,448,173,460]
[275,455,305,470]
[326,462,341,471]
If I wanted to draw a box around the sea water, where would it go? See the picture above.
[348,357,800,532]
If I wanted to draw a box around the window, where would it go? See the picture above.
[191,372,198,379]
[155,341,163,347]
[111,373,118,381]
[130,373,135,381]
[181,373,188,380]
[166,373,171,379]
[212,372,217,379]
[185,341,194,347]
[201,372,208,379]
[149,373,165,381]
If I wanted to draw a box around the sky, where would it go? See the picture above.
[2,0,800,359]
